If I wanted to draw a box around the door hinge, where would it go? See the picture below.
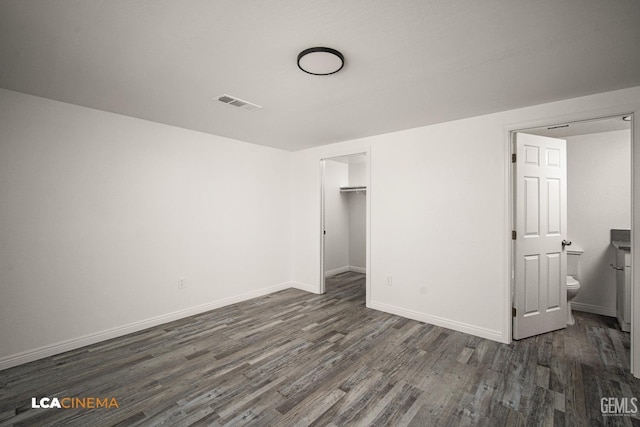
[512,230,516,240]
[512,153,516,163]
[512,307,516,317]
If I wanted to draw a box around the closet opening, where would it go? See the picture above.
[320,153,368,301]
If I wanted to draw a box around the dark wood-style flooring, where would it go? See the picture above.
[1,272,639,426]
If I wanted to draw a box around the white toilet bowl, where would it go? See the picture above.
[566,275,581,325]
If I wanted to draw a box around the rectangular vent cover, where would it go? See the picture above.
[214,94,262,111]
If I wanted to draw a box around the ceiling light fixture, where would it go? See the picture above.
[297,47,344,76]
[622,115,632,121]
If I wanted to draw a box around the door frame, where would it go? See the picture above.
[506,111,637,375]
[319,152,370,301]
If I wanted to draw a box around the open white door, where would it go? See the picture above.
[513,132,568,340]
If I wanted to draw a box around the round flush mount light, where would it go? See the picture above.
[622,115,632,122]
[297,47,344,75]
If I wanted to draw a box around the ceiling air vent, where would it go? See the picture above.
[214,94,262,111]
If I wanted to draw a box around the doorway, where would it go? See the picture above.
[320,153,367,298]
[511,114,633,341]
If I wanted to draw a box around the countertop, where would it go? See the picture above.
[612,240,631,251]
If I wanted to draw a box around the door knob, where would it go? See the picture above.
[562,240,572,249]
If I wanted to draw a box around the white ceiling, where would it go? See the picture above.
[1,1,639,151]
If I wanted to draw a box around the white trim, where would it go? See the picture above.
[319,149,371,307]
[504,127,514,344]
[632,110,639,377]
[323,265,366,277]
[290,281,321,294]
[571,302,616,318]
[320,159,327,294]
[0,281,292,371]
[324,266,351,277]
[367,300,504,343]
[505,106,640,360]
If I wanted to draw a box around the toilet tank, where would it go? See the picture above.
[567,245,583,277]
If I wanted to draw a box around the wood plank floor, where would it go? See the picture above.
[1,271,639,426]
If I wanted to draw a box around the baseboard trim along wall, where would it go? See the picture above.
[324,266,350,277]
[571,302,616,318]
[3,279,506,370]
[367,300,505,343]
[325,265,366,277]
[290,281,322,294]
[0,281,293,371]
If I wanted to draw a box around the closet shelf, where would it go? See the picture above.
[339,186,367,193]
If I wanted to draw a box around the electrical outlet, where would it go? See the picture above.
[385,275,392,286]
[178,278,186,289]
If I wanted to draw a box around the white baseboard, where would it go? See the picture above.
[367,300,505,343]
[324,266,350,277]
[290,281,321,294]
[325,265,366,277]
[0,281,293,371]
[616,313,631,332]
[571,302,616,317]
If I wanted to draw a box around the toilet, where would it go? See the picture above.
[566,246,583,325]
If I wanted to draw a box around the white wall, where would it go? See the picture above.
[348,194,366,270]
[291,85,640,343]
[323,158,366,274]
[567,130,631,316]
[0,89,292,369]
[349,161,367,187]
[323,160,349,274]
[3,85,640,372]
[347,159,367,270]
